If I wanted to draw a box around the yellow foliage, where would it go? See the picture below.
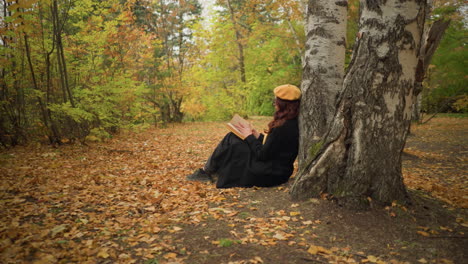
[453,94,468,112]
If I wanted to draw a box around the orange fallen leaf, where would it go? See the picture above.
[417,231,430,237]
[163,252,177,259]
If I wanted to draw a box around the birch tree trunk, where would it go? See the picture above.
[298,0,347,166]
[291,0,428,207]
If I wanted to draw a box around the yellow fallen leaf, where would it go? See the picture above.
[273,232,287,240]
[290,211,301,216]
[50,224,67,237]
[307,245,331,255]
[418,258,428,263]
[367,255,378,262]
[97,248,110,258]
[250,256,264,263]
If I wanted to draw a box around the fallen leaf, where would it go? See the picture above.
[163,252,177,259]
[307,245,331,255]
[250,256,264,263]
[273,232,287,241]
[366,255,378,262]
[97,248,110,258]
[50,224,67,237]
[417,231,430,237]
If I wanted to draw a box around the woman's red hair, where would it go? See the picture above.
[266,98,300,133]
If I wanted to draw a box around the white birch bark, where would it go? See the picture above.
[298,0,347,166]
[292,0,428,207]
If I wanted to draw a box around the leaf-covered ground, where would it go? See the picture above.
[1,117,466,264]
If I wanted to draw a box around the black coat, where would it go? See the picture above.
[210,118,299,188]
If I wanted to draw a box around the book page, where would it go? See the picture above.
[226,114,249,139]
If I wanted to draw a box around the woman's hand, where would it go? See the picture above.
[252,129,260,139]
[234,122,254,139]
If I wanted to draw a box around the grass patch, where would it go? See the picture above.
[218,238,241,247]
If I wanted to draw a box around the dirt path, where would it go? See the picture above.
[0,117,466,264]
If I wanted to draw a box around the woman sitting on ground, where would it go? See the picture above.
[187,84,301,188]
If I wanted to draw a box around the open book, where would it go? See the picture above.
[226,114,250,140]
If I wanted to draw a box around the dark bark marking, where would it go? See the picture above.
[317,65,328,74]
[335,1,348,7]
[309,49,319,56]
[336,37,346,47]
[365,0,386,15]
[362,18,387,31]
[308,3,326,17]
[308,2,341,24]
[307,27,332,39]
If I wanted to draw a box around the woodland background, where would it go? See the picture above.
[1,0,466,147]
[1,1,467,263]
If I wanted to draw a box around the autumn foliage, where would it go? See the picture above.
[1,117,466,263]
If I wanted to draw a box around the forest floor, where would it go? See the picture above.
[0,116,467,264]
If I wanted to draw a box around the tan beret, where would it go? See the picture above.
[274,84,301,100]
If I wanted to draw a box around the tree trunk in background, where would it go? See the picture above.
[412,19,450,122]
[291,0,427,207]
[412,94,422,122]
[298,0,347,166]
[226,0,246,83]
